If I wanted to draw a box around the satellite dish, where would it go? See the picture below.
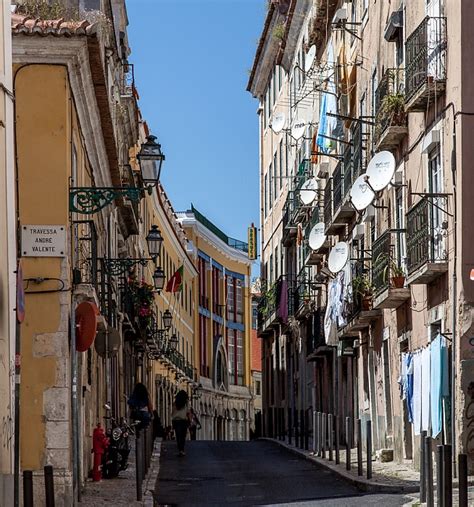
[76,301,99,352]
[271,112,286,134]
[328,242,349,274]
[350,174,375,211]
[366,151,396,192]
[299,178,318,205]
[291,118,306,140]
[305,45,316,73]
[308,222,326,251]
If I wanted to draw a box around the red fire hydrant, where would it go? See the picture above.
[92,423,109,481]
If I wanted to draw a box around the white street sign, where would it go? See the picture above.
[21,225,66,257]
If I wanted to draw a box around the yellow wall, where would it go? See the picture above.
[15,64,70,469]
[184,224,252,387]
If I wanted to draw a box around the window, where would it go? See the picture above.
[236,279,243,324]
[228,330,235,377]
[269,163,273,208]
[236,330,244,385]
[395,186,406,268]
[279,140,284,189]
[273,152,277,201]
[269,254,274,283]
[252,301,258,330]
[227,276,235,321]
[428,148,444,261]
[255,380,261,396]
[264,173,268,218]
[275,245,279,280]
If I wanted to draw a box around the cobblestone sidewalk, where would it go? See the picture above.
[80,440,161,506]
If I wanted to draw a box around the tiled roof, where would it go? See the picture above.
[11,13,96,36]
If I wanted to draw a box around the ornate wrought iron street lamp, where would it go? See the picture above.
[146,225,163,259]
[137,135,166,192]
[162,310,172,330]
[152,267,165,291]
[169,333,179,351]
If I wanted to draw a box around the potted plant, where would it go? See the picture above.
[390,261,406,288]
[352,275,374,311]
[379,93,406,126]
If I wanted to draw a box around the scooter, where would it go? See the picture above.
[102,405,135,479]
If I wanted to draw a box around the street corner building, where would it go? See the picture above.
[8,0,197,504]
[248,0,474,474]
[177,207,254,441]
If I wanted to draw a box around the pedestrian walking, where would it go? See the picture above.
[188,407,201,440]
[172,390,190,456]
[128,382,153,430]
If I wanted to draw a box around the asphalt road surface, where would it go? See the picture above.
[154,440,413,506]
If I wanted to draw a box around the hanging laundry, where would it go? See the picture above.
[324,278,338,345]
[421,346,431,432]
[406,353,414,424]
[430,334,450,437]
[413,351,422,435]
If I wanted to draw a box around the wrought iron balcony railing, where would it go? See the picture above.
[306,307,325,356]
[405,17,447,104]
[374,68,406,145]
[324,179,332,227]
[342,144,353,203]
[352,121,363,180]
[121,62,135,98]
[406,197,448,274]
[333,161,343,212]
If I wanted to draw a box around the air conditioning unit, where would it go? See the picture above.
[363,205,375,222]
[334,8,348,23]
[353,224,365,240]
[393,171,404,186]
[317,162,329,179]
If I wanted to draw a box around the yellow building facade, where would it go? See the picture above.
[178,207,253,440]
[0,2,15,503]
[12,3,196,503]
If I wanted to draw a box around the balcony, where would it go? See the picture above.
[307,308,333,359]
[282,191,297,246]
[120,62,135,98]
[305,208,329,266]
[372,230,410,309]
[117,164,141,237]
[374,69,408,150]
[294,268,319,321]
[324,159,355,234]
[338,264,382,338]
[406,197,448,284]
[405,17,447,111]
[257,276,292,335]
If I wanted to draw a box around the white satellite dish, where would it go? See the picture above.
[271,112,286,134]
[308,222,326,251]
[350,174,375,211]
[328,242,349,274]
[305,45,316,73]
[366,151,396,192]
[291,118,306,140]
[299,178,318,205]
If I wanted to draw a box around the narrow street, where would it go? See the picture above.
[154,440,412,506]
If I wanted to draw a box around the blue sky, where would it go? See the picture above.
[126,0,264,251]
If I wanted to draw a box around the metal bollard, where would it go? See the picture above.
[321,413,327,459]
[420,431,427,503]
[328,414,333,461]
[317,412,322,457]
[425,436,434,507]
[44,465,55,507]
[294,408,299,446]
[459,454,468,507]
[136,430,143,501]
[366,420,372,480]
[288,408,292,445]
[437,445,444,507]
[443,445,452,507]
[335,416,340,465]
[23,470,33,507]
[304,410,309,450]
[345,416,351,471]
[300,409,305,449]
[312,411,317,453]
[356,419,363,476]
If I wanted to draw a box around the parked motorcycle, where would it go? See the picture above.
[102,405,135,479]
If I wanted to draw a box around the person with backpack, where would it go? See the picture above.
[171,390,190,456]
[128,382,153,430]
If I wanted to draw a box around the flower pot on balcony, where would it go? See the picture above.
[392,276,405,288]
[361,296,373,311]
